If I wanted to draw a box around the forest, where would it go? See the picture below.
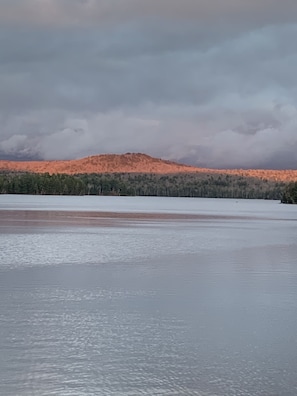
[281,182,297,204]
[0,171,288,200]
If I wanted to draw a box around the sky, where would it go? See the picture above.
[1,0,297,169]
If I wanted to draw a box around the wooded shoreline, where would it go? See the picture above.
[0,171,290,200]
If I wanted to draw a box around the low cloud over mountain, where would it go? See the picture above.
[1,1,297,168]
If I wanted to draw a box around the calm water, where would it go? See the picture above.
[1,195,297,396]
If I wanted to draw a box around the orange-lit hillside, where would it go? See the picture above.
[0,153,297,182]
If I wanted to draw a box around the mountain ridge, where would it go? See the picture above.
[0,152,297,182]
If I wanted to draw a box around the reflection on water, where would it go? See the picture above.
[0,196,297,395]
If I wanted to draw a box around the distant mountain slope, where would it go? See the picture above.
[0,153,197,174]
[0,152,297,182]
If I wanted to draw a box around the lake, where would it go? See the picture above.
[0,195,297,395]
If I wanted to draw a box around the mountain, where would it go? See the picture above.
[0,152,297,182]
[0,153,197,174]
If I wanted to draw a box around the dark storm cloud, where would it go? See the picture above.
[0,1,297,168]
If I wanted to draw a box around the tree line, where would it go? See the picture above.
[0,171,289,200]
[281,182,297,204]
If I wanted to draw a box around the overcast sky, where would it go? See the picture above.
[1,0,297,168]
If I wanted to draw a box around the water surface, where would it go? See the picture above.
[0,195,297,395]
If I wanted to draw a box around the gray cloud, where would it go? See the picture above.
[0,1,297,168]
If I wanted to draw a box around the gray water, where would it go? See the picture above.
[1,195,297,396]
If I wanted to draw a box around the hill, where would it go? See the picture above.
[0,153,196,175]
[0,152,297,182]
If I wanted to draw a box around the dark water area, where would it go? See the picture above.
[1,195,297,395]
